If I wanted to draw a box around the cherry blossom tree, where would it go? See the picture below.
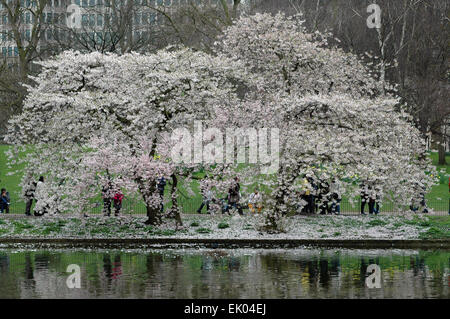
[5,48,246,225]
[213,13,437,230]
[5,13,438,233]
[216,12,388,97]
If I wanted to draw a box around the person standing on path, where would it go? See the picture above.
[226,177,243,215]
[197,186,213,214]
[307,176,318,214]
[113,191,124,217]
[34,176,47,216]
[329,179,342,215]
[368,187,381,215]
[24,178,37,216]
[248,189,263,214]
[0,188,10,214]
[157,177,166,213]
[360,183,369,215]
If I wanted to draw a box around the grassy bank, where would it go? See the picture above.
[0,214,448,240]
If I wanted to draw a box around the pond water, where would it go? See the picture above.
[0,248,448,299]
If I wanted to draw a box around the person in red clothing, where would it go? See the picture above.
[113,191,124,217]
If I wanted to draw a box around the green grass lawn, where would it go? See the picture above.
[430,151,450,174]
[428,152,450,200]
[1,144,449,214]
[0,144,27,213]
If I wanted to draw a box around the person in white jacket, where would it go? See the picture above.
[248,189,263,214]
[34,176,48,216]
[197,187,213,214]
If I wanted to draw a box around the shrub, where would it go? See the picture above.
[419,227,448,239]
[12,222,34,233]
[218,222,229,229]
[418,220,431,227]
[196,227,212,234]
[257,210,287,234]
[367,219,388,227]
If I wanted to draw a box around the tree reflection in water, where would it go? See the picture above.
[0,249,447,299]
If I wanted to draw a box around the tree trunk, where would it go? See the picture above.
[143,180,161,225]
[435,126,447,165]
[145,205,161,225]
[169,174,183,227]
[438,148,446,165]
[141,138,162,225]
[438,138,447,165]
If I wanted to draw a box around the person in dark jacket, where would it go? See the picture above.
[157,177,166,213]
[0,188,10,214]
[410,183,428,214]
[360,183,369,215]
[24,179,37,216]
[225,177,243,215]
[329,179,342,215]
[306,176,317,214]
[368,189,381,215]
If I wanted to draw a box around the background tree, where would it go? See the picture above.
[0,0,49,138]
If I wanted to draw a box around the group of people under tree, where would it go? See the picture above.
[360,181,429,215]
[79,174,433,217]
[0,176,46,216]
[360,183,381,215]
[298,177,389,216]
[192,174,433,216]
[409,183,429,214]
[101,182,124,217]
[297,177,430,216]
[23,176,46,216]
[0,173,432,217]
[298,177,343,215]
[100,176,166,217]
[196,177,263,215]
